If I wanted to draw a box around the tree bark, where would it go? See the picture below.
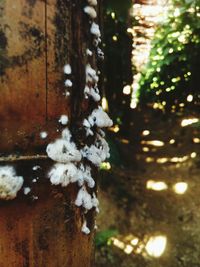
[0,0,97,266]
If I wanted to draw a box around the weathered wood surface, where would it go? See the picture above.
[0,160,94,267]
[0,0,96,266]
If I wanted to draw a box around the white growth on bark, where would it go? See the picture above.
[75,186,93,210]
[32,165,41,171]
[82,220,91,235]
[59,115,69,125]
[40,131,48,139]
[81,134,110,166]
[87,0,97,6]
[64,64,72,74]
[86,49,93,56]
[24,187,31,195]
[77,164,95,188]
[46,138,82,163]
[86,64,99,83]
[0,166,24,200]
[84,6,97,19]
[87,107,113,128]
[65,79,73,87]
[90,22,101,38]
[48,163,79,187]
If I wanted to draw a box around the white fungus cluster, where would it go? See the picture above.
[84,64,101,102]
[88,107,113,128]
[24,187,31,195]
[59,115,69,125]
[84,6,97,19]
[86,48,93,56]
[65,79,73,87]
[64,64,72,75]
[46,0,112,235]
[46,138,81,163]
[79,0,113,234]
[83,107,113,131]
[77,164,95,188]
[87,0,97,6]
[81,220,91,235]
[40,131,48,139]
[90,22,101,38]
[90,21,101,47]
[81,134,110,166]
[48,162,95,189]
[48,163,79,187]
[0,166,24,200]
[64,64,72,96]
[75,186,99,212]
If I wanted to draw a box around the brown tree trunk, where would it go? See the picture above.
[0,0,97,266]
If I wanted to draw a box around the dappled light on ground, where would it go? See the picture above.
[181,118,199,127]
[110,234,167,258]
[146,180,188,195]
[96,109,200,267]
[96,0,200,266]
[141,140,165,147]
[173,182,188,195]
[146,180,168,191]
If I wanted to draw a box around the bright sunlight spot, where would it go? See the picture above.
[146,180,168,191]
[181,118,199,127]
[145,235,167,258]
[173,182,188,195]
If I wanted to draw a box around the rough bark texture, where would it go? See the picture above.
[0,0,97,266]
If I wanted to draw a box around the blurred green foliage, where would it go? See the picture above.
[138,0,200,112]
[95,229,118,248]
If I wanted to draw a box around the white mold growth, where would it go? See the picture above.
[86,49,93,56]
[32,195,38,201]
[64,64,72,75]
[81,134,110,166]
[32,165,41,171]
[75,187,99,212]
[24,187,31,195]
[83,119,91,128]
[0,166,24,200]
[46,138,82,163]
[86,64,99,84]
[90,22,101,38]
[84,64,101,101]
[61,128,72,140]
[40,131,48,139]
[59,115,69,125]
[44,0,112,235]
[48,163,79,187]
[87,107,113,128]
[83,119,94,136]
[82,220,91,235]
[97,47,104,60]
[85,86,101,102]
[87,0,97,6]
[65,79,73,87]
[75,186,93,210]
[84,6,97,19]
[98,129,106,137]
[65,91,71,97]
[77,164,95,188]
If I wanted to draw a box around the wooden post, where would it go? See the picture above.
[0,1,98,266]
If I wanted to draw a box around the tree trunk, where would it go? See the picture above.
[0,0,98,266]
